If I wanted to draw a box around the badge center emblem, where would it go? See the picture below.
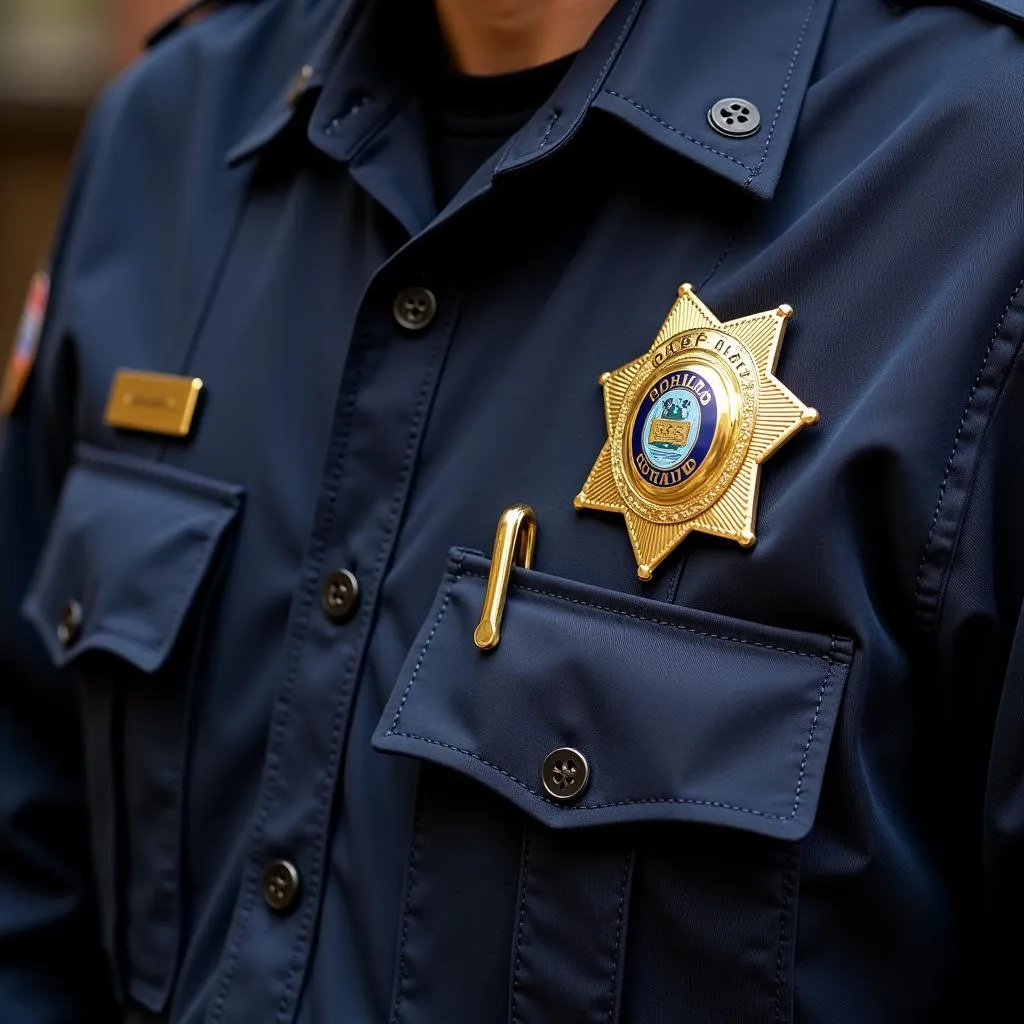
[576,285,817,579]
[615,329,758,522]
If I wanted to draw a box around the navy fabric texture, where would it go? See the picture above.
[2,0,1024,1020]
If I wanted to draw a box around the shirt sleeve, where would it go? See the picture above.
[979,406,1024,987]
[929,294,1024,996]
[985,604,1024,973]
[0,103,117,1021]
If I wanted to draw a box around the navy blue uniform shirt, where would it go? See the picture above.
[3,0,1024,1020]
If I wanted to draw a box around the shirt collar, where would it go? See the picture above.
[228,0,838,200]
[225,0,362,166]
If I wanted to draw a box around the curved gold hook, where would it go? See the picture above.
[473,504,537,651]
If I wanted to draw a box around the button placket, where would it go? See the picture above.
[213,251,462,1023]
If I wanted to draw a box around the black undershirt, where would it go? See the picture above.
[427,51,578,209]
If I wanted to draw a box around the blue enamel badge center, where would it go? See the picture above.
[630,370,716,490]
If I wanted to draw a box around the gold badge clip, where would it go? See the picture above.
[105,370,204,438]
[474,504,537,651]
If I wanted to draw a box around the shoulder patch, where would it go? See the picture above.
[1,271,50,418]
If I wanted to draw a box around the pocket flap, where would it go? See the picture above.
[374,550,853,840]
[22,444,243,673]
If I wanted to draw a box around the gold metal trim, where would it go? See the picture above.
[474,504,537,651]
[104,370,204,438]
[575,285,818,579]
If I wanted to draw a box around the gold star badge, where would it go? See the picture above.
[575,284,818,579]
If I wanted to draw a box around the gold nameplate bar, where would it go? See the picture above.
[104,370,203,438]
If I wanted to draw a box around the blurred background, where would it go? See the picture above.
[0,0,180,357]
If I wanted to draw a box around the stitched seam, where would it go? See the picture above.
[386,619,839,819]
[496,0,641,172]
[86,529,206,999]
[166,538,235,1005]
[277,330,449,1022]
[603,0,819,187]
[538,111,560,149]
[508,829,532,1024]
[772,845,800,1023]
[913,276,1024,607]
[699,230,738,291]
[790,638,835,816]
[385,720,830,821]
[460,569,835,661]
[127,548,218,1003]
[582,0,642,114]
[663,553,687,605]
[272,358,364,1019]
[745,0,818,185]
[77,445,242,509]
[490,134,519,175]
[207,343,368,1024]
[159,157,256,464]
[389,793,424,1024]
[388,557,465,733]
[384,570,841,822]
[607,850,632,1024]
[602,90,755,170]
[346,92,412,166]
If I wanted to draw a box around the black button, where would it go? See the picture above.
[321,569,359,622]
[707,97,761,138]
[542,747,590,803]
[57,599,83,647]
[262,859,300,912]
[393,287,438,331]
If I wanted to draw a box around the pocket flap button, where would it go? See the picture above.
[542,747,590,803]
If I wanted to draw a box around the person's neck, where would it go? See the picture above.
[434,0,617,75]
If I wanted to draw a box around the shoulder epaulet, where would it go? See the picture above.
[145,0,252,50]
[974,0,1024,19]
[952,0,1024,27]
[894,0,1024,28]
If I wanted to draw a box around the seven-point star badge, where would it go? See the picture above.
[574,284,818,579]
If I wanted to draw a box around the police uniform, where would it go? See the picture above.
[2,0,1023,1020]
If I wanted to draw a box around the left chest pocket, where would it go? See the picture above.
[373,550,853,1024]
[22,443,243,1013]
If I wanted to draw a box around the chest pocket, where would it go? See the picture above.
[22,443,242,1013]
[373,550,853,1024]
